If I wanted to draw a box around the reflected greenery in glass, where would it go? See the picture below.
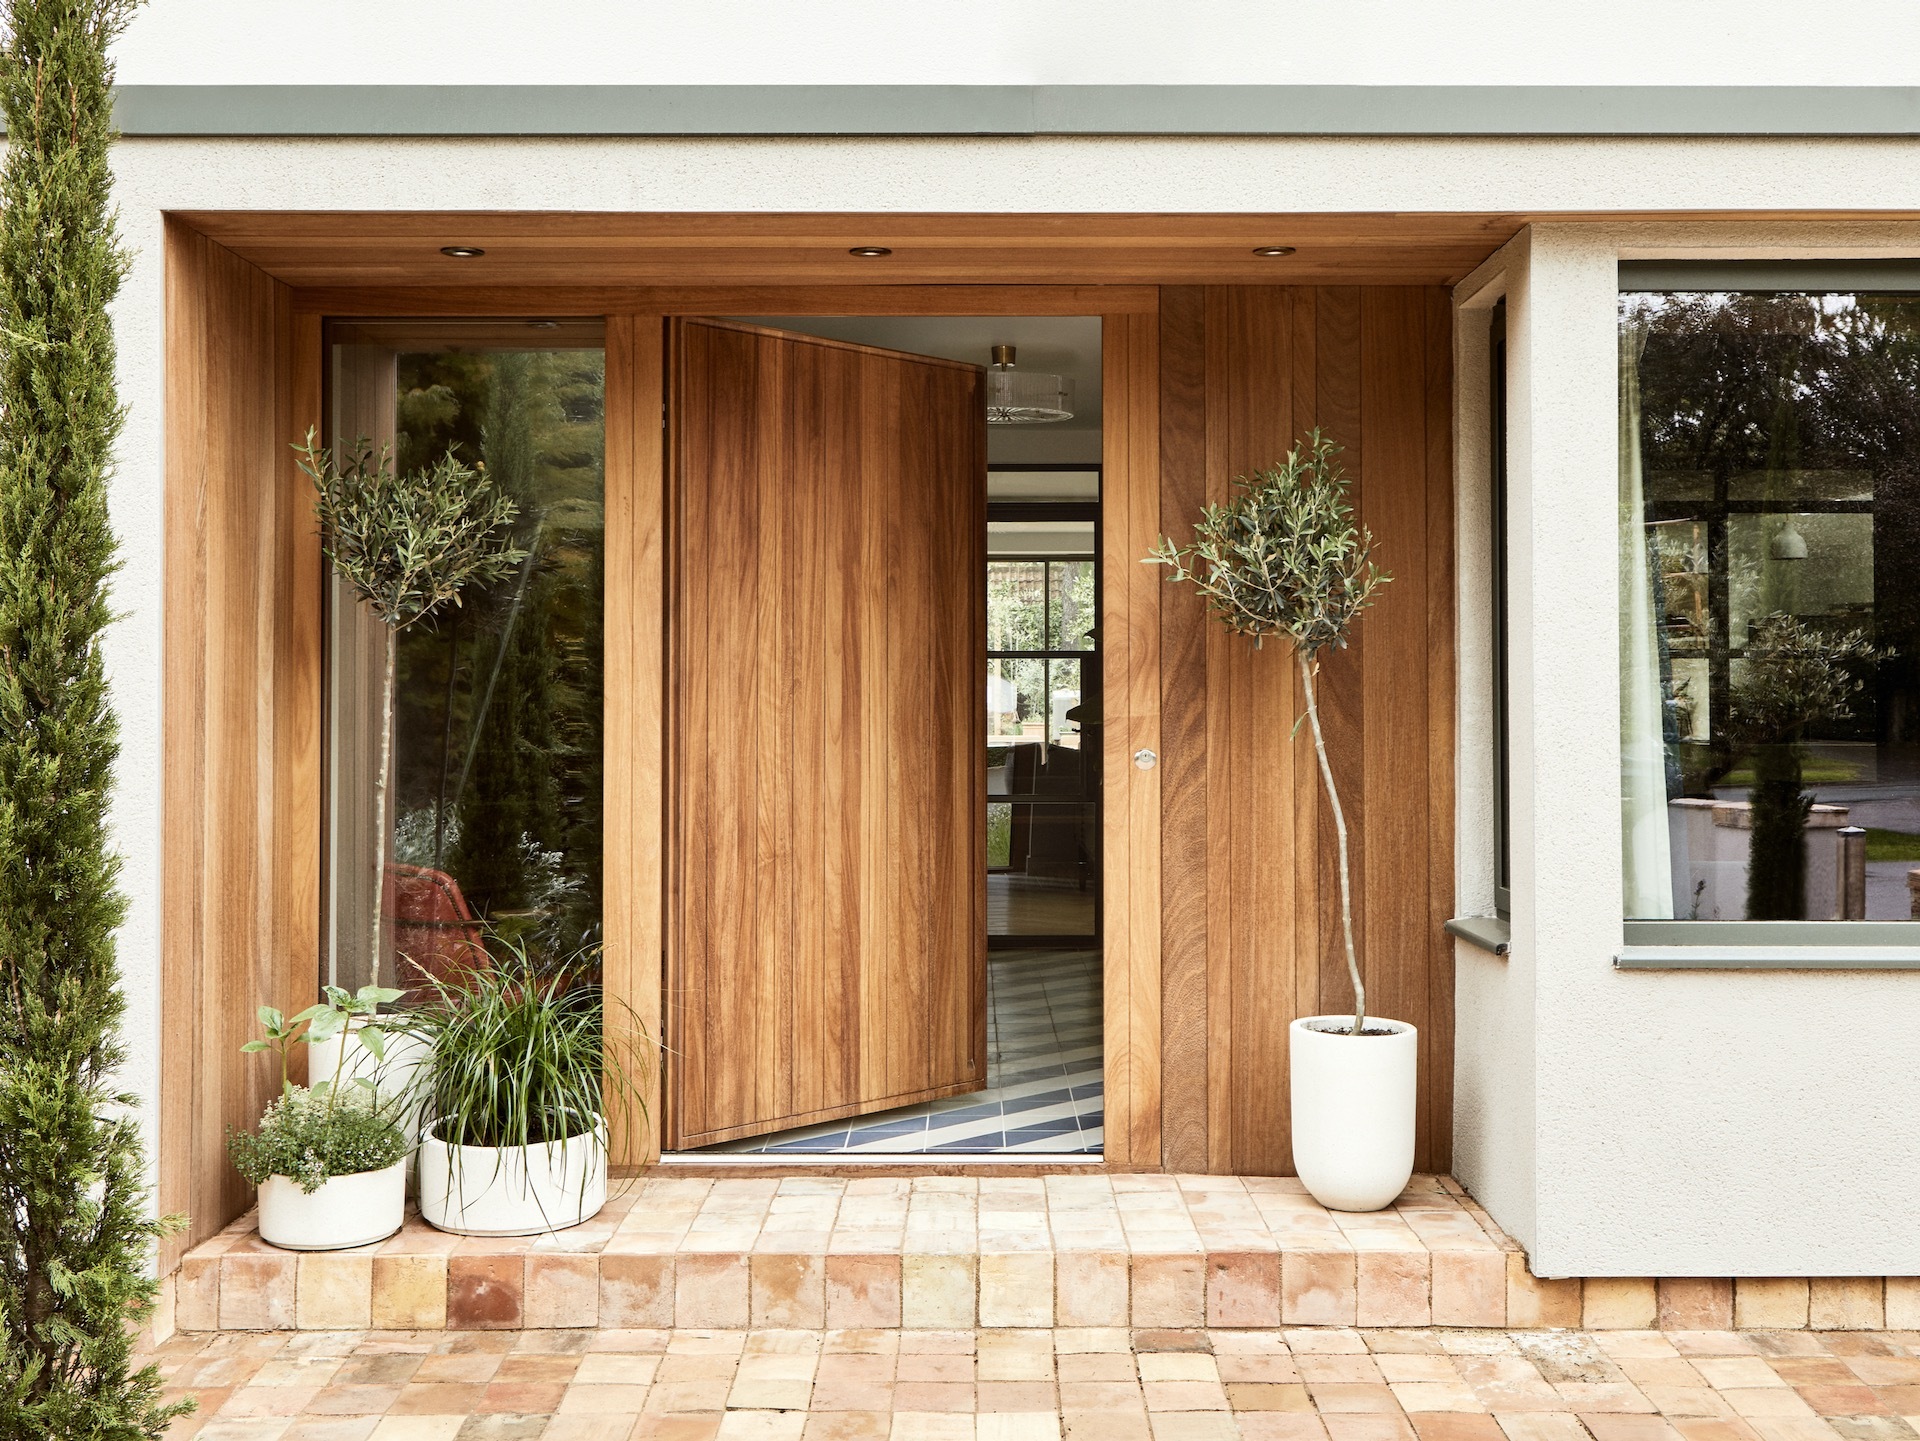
[1624,290,1920,921]
[385,348,606,964]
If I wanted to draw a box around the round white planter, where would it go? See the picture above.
[417,1121,608,1236]
[1289,1015,1418,1212]
[308,1021,430,1115]
[257,1160,407,1251]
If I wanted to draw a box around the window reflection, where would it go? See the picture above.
[327,326,607,991]
[1621,291,1920,922]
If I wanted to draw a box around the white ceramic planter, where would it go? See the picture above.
[417,1121,608,1236]
[308,1021,430,1115]
[1289,1015,1418,1212]
[257,1160,407,1251]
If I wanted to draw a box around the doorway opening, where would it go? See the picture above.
[678,314,1104,1158]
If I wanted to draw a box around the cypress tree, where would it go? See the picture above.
[0,1,186,1435]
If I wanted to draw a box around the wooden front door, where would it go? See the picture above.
[664,318,987,1149]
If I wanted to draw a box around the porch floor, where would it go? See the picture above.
[179,1174,1541,1334]
[148,1320,1920,1441]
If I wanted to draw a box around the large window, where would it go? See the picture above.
[1620,280,1920,929]
[325,321,607,992]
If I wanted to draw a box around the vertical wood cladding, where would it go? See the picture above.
[1155,287,1455,1176]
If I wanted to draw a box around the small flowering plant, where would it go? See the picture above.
[228,1086,408,1195]
[226,984,414,1193]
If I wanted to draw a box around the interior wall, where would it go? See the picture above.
[1154,285,1456,1176]
[159,220,321,1267]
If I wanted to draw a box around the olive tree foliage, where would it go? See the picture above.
[296,432,527,978]
[0,0,191,1434]
[1147,430,1390,1035]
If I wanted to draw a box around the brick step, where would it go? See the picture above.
[169,1173,1915,1335]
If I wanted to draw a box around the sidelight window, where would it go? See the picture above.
[324,321,607,993]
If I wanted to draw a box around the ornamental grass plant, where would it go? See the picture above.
[416,935,650,1155]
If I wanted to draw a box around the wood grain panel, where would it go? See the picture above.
[1155,287,1211,1174]
[187,211,1531,290]
[294,286,1159,319]
[603,314,666,1166]
[1150,284,1455,1178]
[160,221,317,1267]
[665,319,986,1148]
[1102,309,1164,1170]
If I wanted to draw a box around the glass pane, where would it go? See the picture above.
[1621,290,1920,923]
[328,340,607,991]
[1048,560,1097,651]
[986,802,1098,935]
[987,560,1046,652]
[986,657,1047,744]
[986,802,1012,869]
[1048,658,1085,749]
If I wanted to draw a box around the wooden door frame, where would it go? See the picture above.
[278,284,1159,1169]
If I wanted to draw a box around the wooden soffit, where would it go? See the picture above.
[173,210,1532,289]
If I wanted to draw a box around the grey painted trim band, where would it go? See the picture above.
[1616,945,1920,970]
[1444,915,1511,957]
[102,84,1920,139]
[1622,260,1920,291]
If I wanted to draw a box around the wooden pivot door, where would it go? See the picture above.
[665,317,988,1149]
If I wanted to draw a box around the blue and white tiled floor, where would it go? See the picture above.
[700,947,1102,1156]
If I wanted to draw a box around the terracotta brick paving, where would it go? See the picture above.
[150,1322,1920,1441]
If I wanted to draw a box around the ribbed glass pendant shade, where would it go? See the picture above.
[986,345,1074,424]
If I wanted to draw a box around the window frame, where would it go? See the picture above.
[1618,260,1920,952]
[1490,299,1512,920]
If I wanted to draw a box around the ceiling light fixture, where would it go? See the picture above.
[1252,246,1296,257]
[986,345,1073,425]
[440,245,486,258]
[848,246,892,257]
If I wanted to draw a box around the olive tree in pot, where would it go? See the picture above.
[415,937,651,1236]
[1149,430,1410,1211]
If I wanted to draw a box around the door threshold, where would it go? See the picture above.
[659,1151,1104,1167]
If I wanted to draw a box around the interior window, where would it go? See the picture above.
[1620,290,1920,924]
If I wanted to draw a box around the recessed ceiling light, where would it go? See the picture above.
[848,246,892,257]
[440,245,486,258]
[1252,246,1296,257]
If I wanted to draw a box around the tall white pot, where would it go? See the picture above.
[309,1020,431,1137]
[417,1120,608,1236]
[1289,1015,1417,1212]
[257,1160,407,1251]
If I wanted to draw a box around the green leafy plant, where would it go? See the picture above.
[296,433,527,979]
[227,1088,409,1195]
[1147,430,1390,1035]
[416,936,650,1162]
[225,984,413,1191]
[0,1,189,1435]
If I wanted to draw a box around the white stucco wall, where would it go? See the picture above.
[111,1,1920,87]
[103,131,1920,1273]
[1455,221,1920,1278]
[1449,234,1537,1257]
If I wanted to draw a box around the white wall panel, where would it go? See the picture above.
[115,1,1920,90]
